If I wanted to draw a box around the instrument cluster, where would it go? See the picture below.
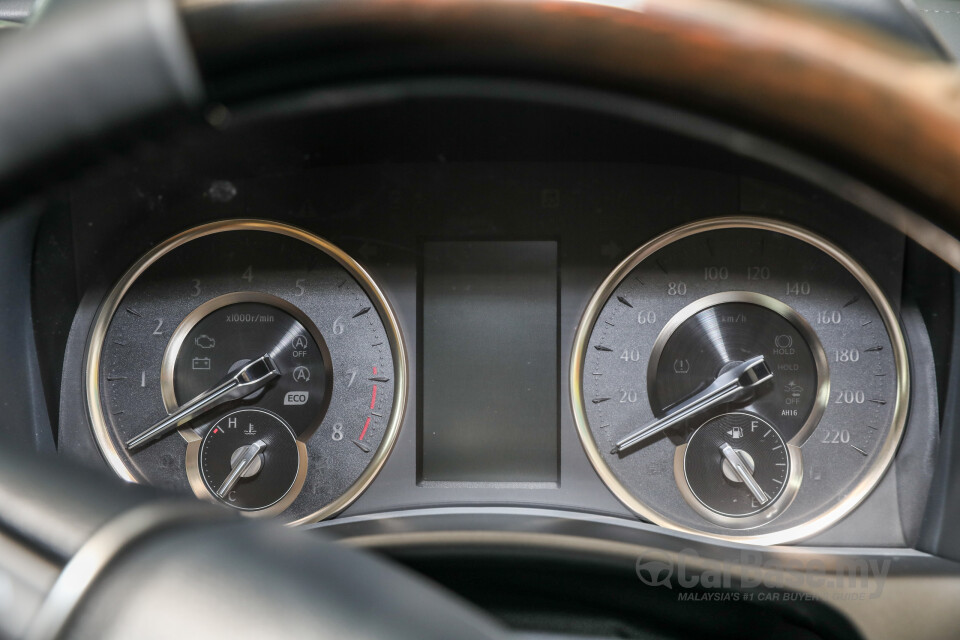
[40,100,937,546]
[75,209,910,544]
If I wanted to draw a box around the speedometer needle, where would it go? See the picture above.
[719,442,770,504]
[610,355,772,455]
[125,355,281,450]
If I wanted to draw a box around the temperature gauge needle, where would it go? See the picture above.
[610,355,773,455]
[719,442,770,505]
[125,355,281,450]
[217,439,267,498]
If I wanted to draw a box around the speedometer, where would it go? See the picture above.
[572,217,908,544]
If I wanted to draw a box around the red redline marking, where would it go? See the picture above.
[359,365,379,441]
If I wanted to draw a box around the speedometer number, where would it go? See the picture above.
[785,281,811,295]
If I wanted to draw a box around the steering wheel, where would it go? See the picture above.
[3,0,960,638]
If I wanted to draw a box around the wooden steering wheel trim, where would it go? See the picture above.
[181,0,960,261]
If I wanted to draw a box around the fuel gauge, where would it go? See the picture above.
[679,412,797,525]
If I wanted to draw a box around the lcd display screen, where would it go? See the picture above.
[419,241,559,483]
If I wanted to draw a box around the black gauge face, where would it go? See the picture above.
[650,300,819,441]
[200,409,301,511]
[171,300,330,440]
[89,221,405,523]
[574,218,907,543]
[683,413,789,517]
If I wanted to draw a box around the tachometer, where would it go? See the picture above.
[572,217,907,544]
[86,220,406,524]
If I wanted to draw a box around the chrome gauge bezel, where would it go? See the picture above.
[84,219,408,525]
[186,432,310,518]
[648,291,831,447]
[165,292,332,516]
[160,290,335,439]
[570,216,910,545]
[674,418,804,529]
[191,407,307,515]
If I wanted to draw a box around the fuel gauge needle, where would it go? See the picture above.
[610,355,773,455]
[720,442,770,505]
[217,439,267,498]
[125,355,281,450]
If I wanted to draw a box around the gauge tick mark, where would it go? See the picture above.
[353,306,371,318]
[594,345,613,352]
[616,296,633,308]
[850,444,868,456]
[592,397,611,404]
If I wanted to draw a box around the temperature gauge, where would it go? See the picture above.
[197,409,304,512]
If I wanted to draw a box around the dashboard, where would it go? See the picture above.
[4,0,960,637]
[30,90,948,549]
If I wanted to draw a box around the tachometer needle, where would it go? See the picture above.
[610,355,772,455]
[217,439,267,498]
[719,442,770,505]
[125,355,281,450]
